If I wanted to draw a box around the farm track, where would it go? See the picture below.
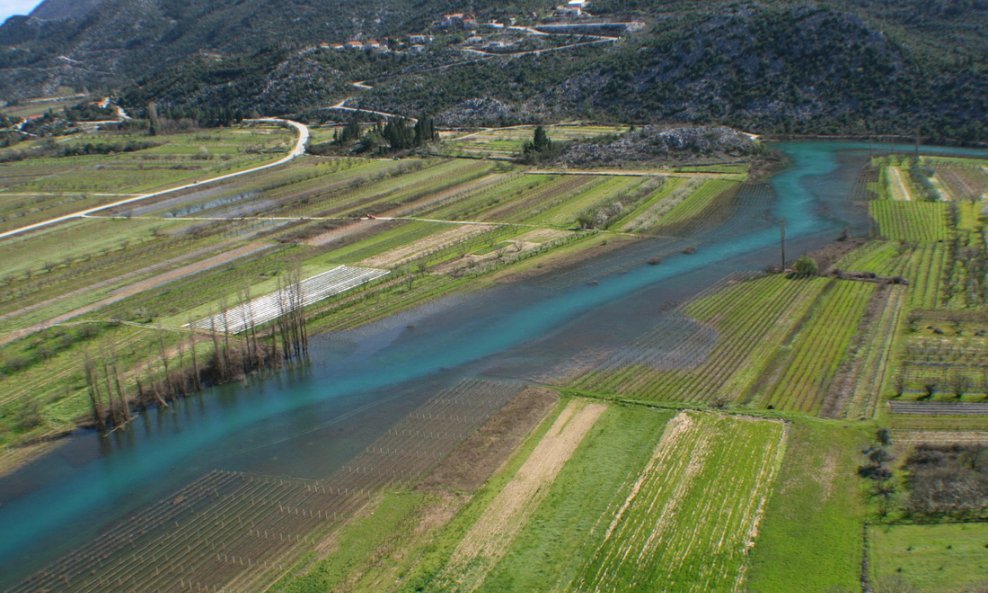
[10,379,529,593]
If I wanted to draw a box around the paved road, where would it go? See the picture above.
[0,118,309,241]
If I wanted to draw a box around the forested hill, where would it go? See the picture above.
[1,0,986,142]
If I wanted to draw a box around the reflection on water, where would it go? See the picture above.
[1,141,985,587]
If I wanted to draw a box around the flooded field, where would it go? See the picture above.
[2,141,985,590]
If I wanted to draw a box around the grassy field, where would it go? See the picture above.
[282,407,789,593]
[747,421,870,593]
[571,412,787,593]
[870,523,988,593]
[442,124,629,159]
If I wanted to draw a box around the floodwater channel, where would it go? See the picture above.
[1,141,985,587]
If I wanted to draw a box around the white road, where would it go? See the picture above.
[0,118,309,241]
[325,98,416,122]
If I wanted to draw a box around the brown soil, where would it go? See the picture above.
[445,400,606,585]
[491,233,638,284]
[304,219,377,247]
[420,386,559,493]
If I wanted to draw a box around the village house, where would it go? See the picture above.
[440,13,478,29]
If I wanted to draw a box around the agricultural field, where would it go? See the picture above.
[747,421,869,593]
[270,409,789,593]
[441,124,629,159]
[0,121,745,458]
[0,125,294,232]
[869,523,988,593]
[572,275,831,405]
[5,120,988,593]
[869,201,950,242]
[754,280,876,415]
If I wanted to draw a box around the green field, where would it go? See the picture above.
[756,280,876,414]
[870,200,950,242]
[571,413,786,593]
[0,126,293,232]
[870,523,988,593]
[3,129,987,593]
[747,421,870,593]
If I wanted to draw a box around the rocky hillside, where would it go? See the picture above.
[1,0,985,142]
[354,4,986,142]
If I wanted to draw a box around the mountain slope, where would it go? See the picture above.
[1,0,985,142]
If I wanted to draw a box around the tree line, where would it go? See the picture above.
[83,271,311,432]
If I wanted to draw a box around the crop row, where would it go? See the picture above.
[574,276,828,403]
[869,201,949,243]
[656,179,738,229]
[757,280,876,415]
[421,173,553,221]
[575,412,787,593]
[845,285,908,419]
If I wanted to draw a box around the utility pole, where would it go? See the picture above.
[780,218,787,271]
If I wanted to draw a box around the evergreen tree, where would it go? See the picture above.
[382,118,415,151]
[523,126,555,161]
[414,116,437,147]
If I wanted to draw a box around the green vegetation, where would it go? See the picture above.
[572,413,786,593]
[870,523,988,593]
[575,275,829,404]
[475,405,673,592]
[870,201,950,242]
[747,421,869,593]
[757,280,875,414]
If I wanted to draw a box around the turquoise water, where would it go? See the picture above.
[1,141,985,586]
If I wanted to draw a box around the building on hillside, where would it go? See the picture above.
[440,13,478,29]
[409,34,434,44]
[556,0,589,16]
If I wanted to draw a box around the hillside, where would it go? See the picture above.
[1,0,986,141]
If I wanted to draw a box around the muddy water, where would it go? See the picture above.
[1,141,984,586]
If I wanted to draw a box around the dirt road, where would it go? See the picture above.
[0,118,309,240]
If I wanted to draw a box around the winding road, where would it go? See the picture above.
[0,118,309,241]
